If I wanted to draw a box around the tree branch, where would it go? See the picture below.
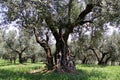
[6,41,20,54]
[6,39,28,55]
[45,32,49,44]
[33,27,41,44]
[45,16,59,40]
[64,3,95,36]
[21,46,28,54]
[32,26,53,68]
[88,47,100,62]
[33,27,49,48]
[105,56,111,64]
[76,20,93,25]
[76,4,94,21]
[68,0,73,24]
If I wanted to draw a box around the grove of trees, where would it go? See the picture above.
[0,0,120,73]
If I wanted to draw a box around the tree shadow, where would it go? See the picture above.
[0,68,107,80]
[0,69,41,80]
[88,69,107,79]
[78,64,108,68]
[38,70,89,80]
[0,62,19,67]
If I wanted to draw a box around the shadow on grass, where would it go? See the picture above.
[0,69,41,80]
[0,62,20,67]
[78,64,108,68]
[0,68,107,80]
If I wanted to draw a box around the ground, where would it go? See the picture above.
[0,59,120,80]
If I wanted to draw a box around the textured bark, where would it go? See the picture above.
[53,32,76,72]
[33,27,54,70]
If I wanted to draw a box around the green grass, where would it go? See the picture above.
[0,59,120,80]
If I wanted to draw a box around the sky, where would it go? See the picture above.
[104,23,119,36]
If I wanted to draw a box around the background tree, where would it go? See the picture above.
[108,31,120,65]
[0,29,5,59]
[3,29,30,64]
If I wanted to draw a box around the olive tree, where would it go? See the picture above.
[1,0,120,72]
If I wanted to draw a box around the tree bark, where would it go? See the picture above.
[33,27,54,70]
[53,31,76,72]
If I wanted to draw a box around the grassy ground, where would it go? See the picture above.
[0,59,120,80]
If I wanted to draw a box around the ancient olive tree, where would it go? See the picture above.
[1,0,120,72]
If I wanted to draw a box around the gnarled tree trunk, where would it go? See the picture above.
[33,27,76,72]
[33,2,96,72]
[33,27,54,70]
[53,30,76,72]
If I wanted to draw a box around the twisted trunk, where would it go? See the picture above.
[44,45,54,70]
[33,27,54,70]
[53,32,76,72]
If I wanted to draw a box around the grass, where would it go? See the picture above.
[0,59,120,80]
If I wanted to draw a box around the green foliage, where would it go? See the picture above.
[102,0,120,25]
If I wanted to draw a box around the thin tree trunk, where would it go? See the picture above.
[31,54,36,63]
[19,53,23,64]
[88,48,101,64]
[82,56,87,64]
[13,57,16,64]
[98,52,110,65]
[98,53,105,65]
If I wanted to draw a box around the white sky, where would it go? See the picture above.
[5,20,20,35]
[104,23,119,36]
